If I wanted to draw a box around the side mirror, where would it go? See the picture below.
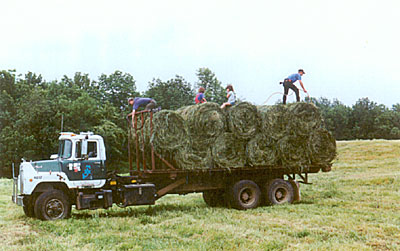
[50,154,58,159]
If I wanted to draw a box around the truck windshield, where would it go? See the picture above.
[58,140,72,159]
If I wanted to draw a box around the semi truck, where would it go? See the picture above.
[12,111,332,221]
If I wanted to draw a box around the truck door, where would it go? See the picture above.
[79,140,106,180]
[62,140,106,181]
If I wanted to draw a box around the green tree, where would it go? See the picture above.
[351,98,383,139]
[0,70,18,177]
[97,71,140,113]
[145,75,194,110]
[196,68,226,104]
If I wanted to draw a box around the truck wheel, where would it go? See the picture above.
[266,179,294,205]
[34,190,71,221]
[229,180,261,210]
[288,180,301,202]
[203,190,226,207]
[23,196,35,218]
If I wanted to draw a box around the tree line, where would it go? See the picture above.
[1,68,400,177]
[309,97,400,140]
[0,68,226,177]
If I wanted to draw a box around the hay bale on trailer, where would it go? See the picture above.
[130,101,336,172]
[308,128,337,165]
[177,103,226,152]
[226,102,260,140]
[246,134,278,167]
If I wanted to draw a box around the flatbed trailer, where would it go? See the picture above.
[12,110,331,220]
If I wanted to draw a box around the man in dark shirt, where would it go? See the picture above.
[128,97,157,124]
[282,69,307,104]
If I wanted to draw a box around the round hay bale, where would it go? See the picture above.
[212,132,247,169]
[146,110,189,153]
[309,128,337,165]
[257,104,288,140]
[286,102,323,135]
[277,135,311,172]
[246,134,278,166]
[176,102,225,151]
[174,148,212,170]
[226,102,260,140]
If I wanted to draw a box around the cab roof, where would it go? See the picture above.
[58,132,103,141]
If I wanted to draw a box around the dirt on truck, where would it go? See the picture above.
[12,102,336,220]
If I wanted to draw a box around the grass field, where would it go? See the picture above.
[1,140,400,250]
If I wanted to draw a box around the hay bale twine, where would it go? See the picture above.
[309,128,337,165]
[246,134,278,166]
[226,102,260,140]
[212,132,247,169]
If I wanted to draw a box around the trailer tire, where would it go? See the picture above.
[266,179,294,205]
[203,190,226,207]
[34,190,71,221]
[23,196,35,218]
[288,180,301,202]
[229,180,261,210]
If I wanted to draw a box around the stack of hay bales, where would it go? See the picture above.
[132,102,336,172]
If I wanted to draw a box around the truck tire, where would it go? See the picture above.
[288,180,301,202]
[203,190,226,207]
[23,196,35,218]
[266,179,294,205]
[34,190,71,221]
[229,180,261,210]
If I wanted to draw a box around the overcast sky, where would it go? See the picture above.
[1,0,399,106]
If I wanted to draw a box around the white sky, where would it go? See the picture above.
[1,0,399,106]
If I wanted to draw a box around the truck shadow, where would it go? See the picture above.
[72,201,314,220]
[72,203,209,219]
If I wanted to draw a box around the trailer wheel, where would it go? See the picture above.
[229,180,261,210]
[23,196,35,218]
[34,190,71,221]
[288,180,301,202]
[203,190,226,207]
[266,179,294,205]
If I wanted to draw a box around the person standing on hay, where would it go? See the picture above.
[280,69,307,105]
[195,87,207,104]
[221,84,236,109]
[128,97,157,124]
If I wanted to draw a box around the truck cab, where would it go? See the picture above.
[12,132,109,220]
[57,132,107,181]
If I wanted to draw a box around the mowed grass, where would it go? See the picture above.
[1,140,400,250]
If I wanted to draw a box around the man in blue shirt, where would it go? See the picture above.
[128,97,157,125]
[281,69,307,104]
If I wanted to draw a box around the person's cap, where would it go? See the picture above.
[298,69,305,74]
[128,97,134,103]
